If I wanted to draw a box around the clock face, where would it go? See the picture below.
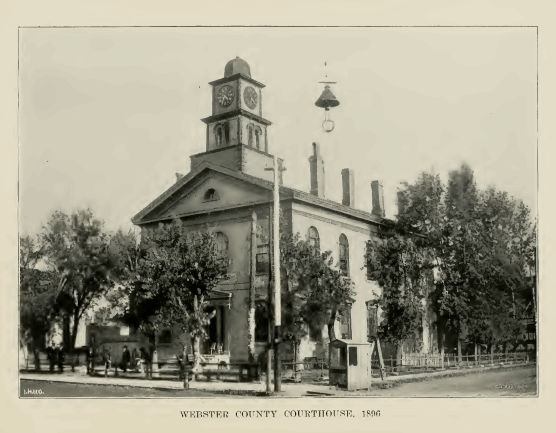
[243,86,258,110]
[217,85,235,107]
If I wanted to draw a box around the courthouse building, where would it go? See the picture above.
[88,57,434,363]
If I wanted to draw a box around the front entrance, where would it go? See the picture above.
[203,306,227,354]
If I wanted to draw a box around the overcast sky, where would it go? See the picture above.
[19,27,537,236]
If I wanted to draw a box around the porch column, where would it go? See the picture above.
[247,211,257,362]
[216,307,222,348]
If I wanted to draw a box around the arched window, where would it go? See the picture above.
[339,234,349,276]
[215,232,228,254]
[248,125,254,147]
[215,125,223,147]
[223,122,230,145]
[308,226,320,254]
[255,126,262,150]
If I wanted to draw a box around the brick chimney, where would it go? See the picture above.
[341,168,355,207]
[371,180,385,217]
[176,173,184,183]
[309,142,325,197]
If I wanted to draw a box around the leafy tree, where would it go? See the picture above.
[279,233,355,370]
[19,236,60,369]
[39,210,118,350]
[113,221,232,369]
[365,164,536,364]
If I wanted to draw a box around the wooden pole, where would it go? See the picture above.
[273,155,282,392]
[248,211,257,363]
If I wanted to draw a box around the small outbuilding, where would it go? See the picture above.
[329,339,372,391]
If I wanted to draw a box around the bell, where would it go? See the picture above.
[315,85,340,109]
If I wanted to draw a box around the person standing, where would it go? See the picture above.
[131,348,140,372]
[46,342,55,372]
[145,344,154,379]
[57,344,65,373]
[53,344,60,373]
[120,346,131,373]
[103,346,112,378]
[87,336,98,375]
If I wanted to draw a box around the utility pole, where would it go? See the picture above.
[265,155,285,392]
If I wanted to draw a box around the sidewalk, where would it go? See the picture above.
[20,362,532,397]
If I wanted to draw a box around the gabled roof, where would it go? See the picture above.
[131,161,388,227]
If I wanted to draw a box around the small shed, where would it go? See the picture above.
[329,339,372,391]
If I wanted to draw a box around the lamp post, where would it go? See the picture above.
[265,155,285,392]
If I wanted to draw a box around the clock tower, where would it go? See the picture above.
[201,57,271,152]
[191,57,282,184]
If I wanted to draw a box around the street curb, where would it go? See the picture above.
[20,377,187,392]
[20,363,535,397]
[376,363,533,387]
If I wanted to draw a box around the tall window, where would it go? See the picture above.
[339,234,349,276]
[256,224,269,274]
[215,126,223,147]
[308,226,320,254]
[215,232,228,254]
[339,304,352,340]
[366,241,373,280]
[223,122,230,145]
[366,302,378,342]
[255,300,269,343]
[255,127,262,150]
[248,125,254,147]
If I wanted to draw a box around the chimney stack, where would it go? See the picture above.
[341,168,355,207]
[371,180,385,217]
[309,142,325,197]
[176,173,184,183]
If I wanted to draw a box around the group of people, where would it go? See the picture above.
[45,342,66,372]
[86,337,155,378]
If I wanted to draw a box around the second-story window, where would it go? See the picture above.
[366,241,374,280]
[215,232,228,254]
[339,234,349,276]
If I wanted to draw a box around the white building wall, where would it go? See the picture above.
[290,202,383,347]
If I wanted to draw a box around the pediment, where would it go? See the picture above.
[133,166,274,224]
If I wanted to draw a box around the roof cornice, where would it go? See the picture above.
[201,109,272,126]
[208,73,265,88]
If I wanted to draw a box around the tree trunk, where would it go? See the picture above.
[477,343,482,365]
[70,311,80,350]
[457,339,462,365]
[440,343,445,369]
[327,310,337,342]
[293,341,301,382]
[396,344,403,370]
[193,335,201,370]
[474,343,478,365]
